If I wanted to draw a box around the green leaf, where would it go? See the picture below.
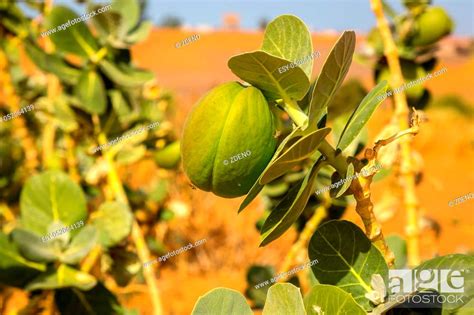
[331,162,355,198]
[238,126,303,213]
[111,0,140,35]
[11,228,58,263]
[26,264,97,291]
[116,145,147,166]
[74,70,107,114]
[45,6,98,59]
[261,15,314,78]
[414,254,474,310]
[263,283,305,315]
[20,171,87,236]
[109,90,132,124]
[191,288,253,315]
[0,232,45,287]
[89,4,122,41]
[260,127,331,185]
[337,80,388,151]
[24,42,81,85]
[304,284,366,315]
[308,220,389,310]
[52,95,78,132]
[99,60,154,88]
[228,50,310,101]
[386,235,407,269]
[60,226,97,265]
[91,202,133,248]
[308,31,356,124]
[260,157,325,246]
[125,21,152,44]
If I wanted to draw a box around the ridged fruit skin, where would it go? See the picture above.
[412,6,453,46]
[181,82,277,198]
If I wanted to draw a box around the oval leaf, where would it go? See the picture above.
[24,42,81,85]
[45,6,98,59]
[262,15,314,78]
[309,31,356,124]
[20,171,87,236]
[26,264,97,291]
[308,220,389,310]
[414,254,474,310]
[91,202,132,248]
[191,288,253,315]
[75,70,107,114]
[99,59,154,88]
[228,50,310,101]
[60,225,97,265]
[304,284,366,315]
[11,228,58,263]
[263,283,305,315]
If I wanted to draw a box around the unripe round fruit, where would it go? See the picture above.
[377,60,426,100]
[154,141,181,169]
[412,6,453,46]
[181,82,277,198]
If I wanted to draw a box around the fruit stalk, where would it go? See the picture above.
[370,0,421,267]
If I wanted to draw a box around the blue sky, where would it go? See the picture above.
[19,0,474,36]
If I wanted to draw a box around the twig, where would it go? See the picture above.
[369,0,421,267]
[93,118,163,315]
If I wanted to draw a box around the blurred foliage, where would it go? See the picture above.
[365,1,454,109]
[0,0,182,313]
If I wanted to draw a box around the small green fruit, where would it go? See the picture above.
[377,60,426,100]
[181,82,277,198]
[154,141,181,169]
[412,6,453,46]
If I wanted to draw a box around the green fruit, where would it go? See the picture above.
[412,6,453,46]
[181,82,277,198]
[154,141,181,169]
[377,60,426,100]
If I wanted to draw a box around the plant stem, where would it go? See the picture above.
[285,99,394,265]
[281,98,309,129]
[95,128,163,315]
[370,0,420,267]
[64,133,80,182]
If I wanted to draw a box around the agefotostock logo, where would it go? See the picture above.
[389,269,465,294]
[387,269,468,307]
